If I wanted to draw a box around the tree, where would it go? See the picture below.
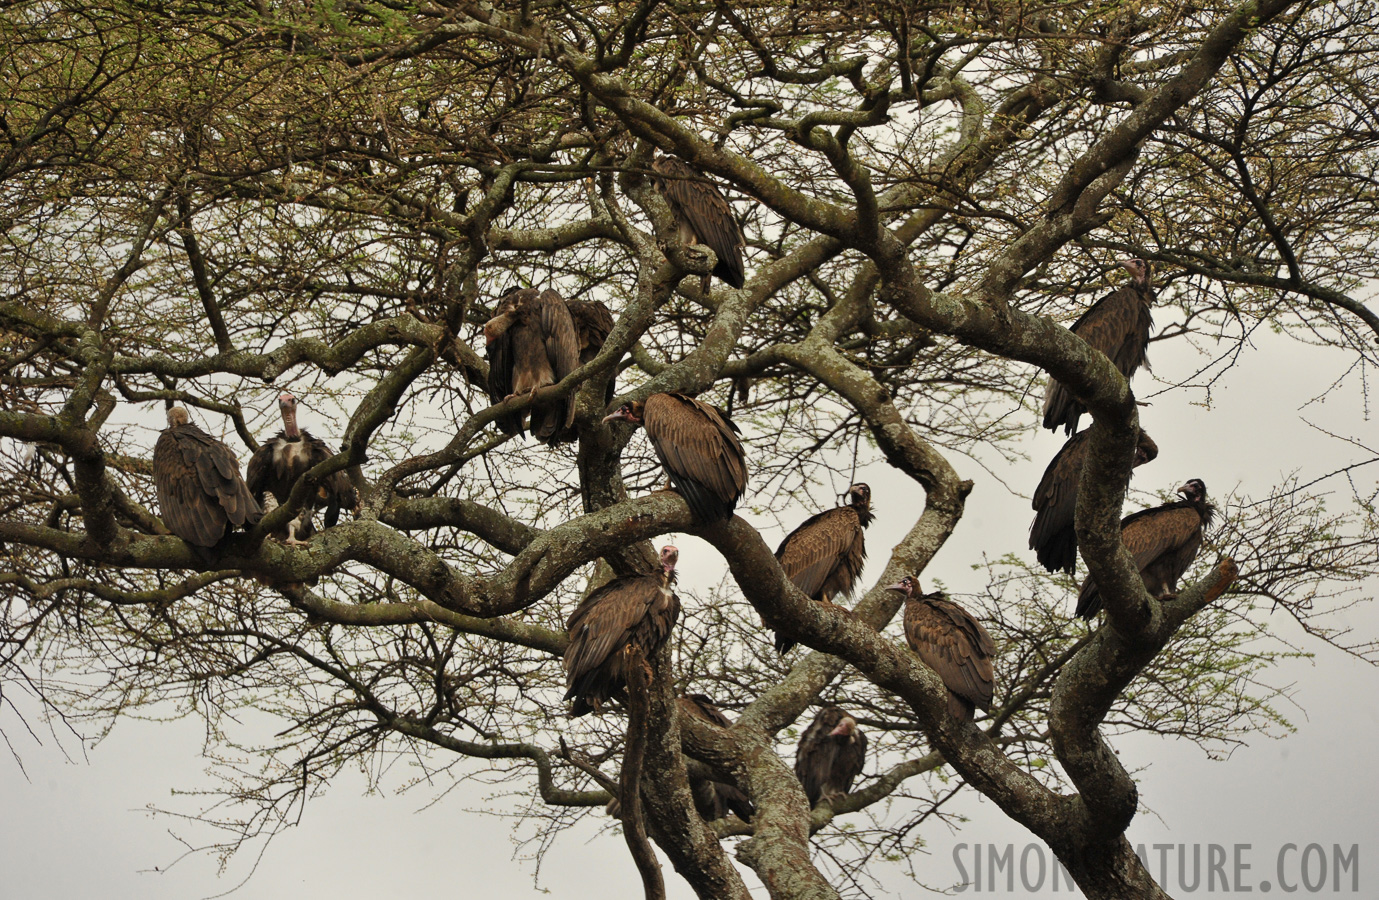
[2,1,1378,897]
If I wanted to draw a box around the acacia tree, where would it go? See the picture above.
[3,1,1378,897]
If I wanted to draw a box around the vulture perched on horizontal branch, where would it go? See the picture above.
[603,393,747,524]
[1043,258,1155,435]
[483,287,580,443]
[794,706,867,808]
[246,392,357,545]
[1029,428,1158,574]
[1075,478,1215,619]
[773,483,874,654]
[651,154,747,290]
[554,298,616,443]
[563,546,681,717]
[153,407,261,552]
[678,694,755,822]
[890,576,996,721]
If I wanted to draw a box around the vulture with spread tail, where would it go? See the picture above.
[1029,428,1158,574]
[563,546,681,717]
[554,298,616,442]
[603,393,747,523]
[890,576,996,721]
[483,287,580,443]
[246,392,357,545]
[651,155,746,290]
[794,706,867,807]
[1043,258,1155,435]
[679,695,756,822]
[1075,479,1215,619]
[153,407,261,550]
[773,483,874,654]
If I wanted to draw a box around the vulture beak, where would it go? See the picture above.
[1176,482,1192,499]
[278,391,296,409]
[884,580,910,594]
[601,405,638,425]
[828,716,856,738]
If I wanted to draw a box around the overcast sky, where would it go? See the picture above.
[2,324,1376,899]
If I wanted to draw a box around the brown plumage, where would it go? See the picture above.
[1043,259,1155,435]
[554,298,616,442]
[890,576,996,721]
[153,407,262,551]
[1075,478,1215,619]
[678,694,755,822]
[563,546,681,717]
[1029,429,1158,574]
[246,392,357,545]
[651,155,746,290]
[483,287,580,443]
[773,483,874,654]
[603,393,747,524]
[794,706,867,807]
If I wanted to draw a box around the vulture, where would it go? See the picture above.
[773,482,874,654]
[602,393,747,524]
[483,287,580,443]
[153,407,262,552]
[1043,258,1155,435]
[246,392,357,545]
[651,154,747,290]
[889,576,996,721]
[1075,478,1215,619]
[678,694,756,822]
[555,298,616,442]
[563,545,681,717]
[794,706,867,808]
[1029,428,1159,574]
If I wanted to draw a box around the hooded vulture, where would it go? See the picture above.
[890,576,996,721]
[651,154,746,290]
[1043,258,1155,435]
[603,393,747,524]
[246,392,357,545]
[1075,478,1215,619]
[773,483,874,654]
[153,407,262,551]
[679,694,756,822]
[554,298,616,442]
[563,546,681,717]
[794,706,867,808]
[483,287,580,443]
[1029,428,1158,574]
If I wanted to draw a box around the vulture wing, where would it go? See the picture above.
[653,156,746,289]
[554,298,616,443]
[563,573,680,716]
[483,294,525,436]
[904,596,996,720]
[794,707,867,806]
[1043,283,1155,434]
[529,289,580,442]
[155,425,261,548]
[677,695,755,821]
[1029,430,1091,574]
[643,393,748,523]
[773,506,865,653]
[1074,501,1205,618]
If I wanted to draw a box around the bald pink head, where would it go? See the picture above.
[278,392,300,437]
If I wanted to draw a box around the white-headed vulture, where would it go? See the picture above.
[153,407,261,550]
[651,154,746,290]
[246,392,357,545]
[602,393,747,524]
[794,706,867,807]
[889,576,996,721]
[554,298,616,443]
[679,694,755,822]
[1029,428,1158,574]
[1075,478,1215,619]
[773,483,874,654]
[563,546,681,717]
[483,287,580,443]
[1043,258,1155,435]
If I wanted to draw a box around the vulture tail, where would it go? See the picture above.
[715,256,745,290]
[1030,520,1078,575]
[1041,383,1084,435]
[773,631,797,655]
[670,473,734,524]
[323,493,342,530]
[1074,581,1102,619]
[948,692,976,721]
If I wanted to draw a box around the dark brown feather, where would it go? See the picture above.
[678,695,755,822]
[652,155,746,289]
[794,706,867,807]
[641,393,747,523]
[484,288,580,443]
[154,413,262,549]
[246,429,356,538]
[894,579,995,721]
[773,484,873,654]
[554,298,616,442]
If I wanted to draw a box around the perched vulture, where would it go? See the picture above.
[153,407,262,551]
[889,576,996,721]
[651,154,747,290]
[1043,258,1155,435]
[678,694,755,822]
[794,706,867,808]
[246,392,357,545]
[563,545,681,717]
[1075,478,1215,619]
[773,483,874,654]
[603,393,747,524]
[554,298,616,442]
[1029,428,1159,574]
[483,287,580,443]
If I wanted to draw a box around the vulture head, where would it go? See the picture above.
[483,291,522,345]
[660,544,679,577]
[278,391,300,437]
[886,574,919,598]
[1177,478,1208,503]
[601,401,646,427]
[844,482,871,510]
[827,712,861,740]
[166,406,190,427]
[1135,431,1159,466]
[1120,257,1152,288]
